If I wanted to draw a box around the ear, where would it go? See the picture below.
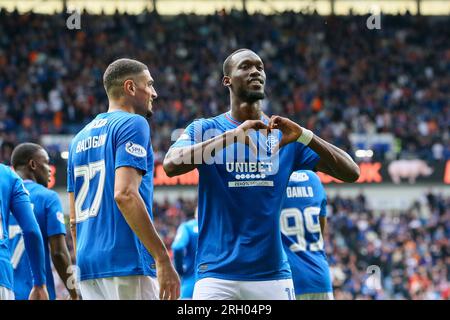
[123,79,136,96]
[222,76,231,87]
[29,159,37,170]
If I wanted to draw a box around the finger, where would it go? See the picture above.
[160,286,167,300]
[268,116,281,129]
[252,120,269,130]
[171,284,178,300]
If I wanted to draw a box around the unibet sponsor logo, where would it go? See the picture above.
[125,142,147,157]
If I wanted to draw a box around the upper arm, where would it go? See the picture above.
[170,120,202,149]
[114,166,142,198]
[115,116,150,174]
[10,178,37,233]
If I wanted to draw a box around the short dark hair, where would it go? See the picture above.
[103,58,148,99]
[223,48,253,76]
[11,143,43,169]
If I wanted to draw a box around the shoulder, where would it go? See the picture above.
[0,165,21,184]
[187,219,197,227]
[188,116,220,129]
[304,171,326,195]
[289,170,323,186]
[304,170,321,184]
[115,113,149,128]
[37,186,61,204]
[0,164,12,177]
[289,170,310,184]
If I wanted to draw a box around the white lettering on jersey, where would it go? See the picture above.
[286,186,314,198]
[87,119,108,129]
[76,134,107,153]
[125,142,147,157]
[226,162,273,173]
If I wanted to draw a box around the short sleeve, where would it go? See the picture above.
[115,115,150,174]
[170,119,204,149]
[293,143,320,171]
[46,191,67,237]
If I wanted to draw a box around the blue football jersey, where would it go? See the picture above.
[0,165,37,291]
[9,180,66,300]
[281,170,332,295]
[67,111,156,281]
[171,218,198,298]
[170,112,320,281]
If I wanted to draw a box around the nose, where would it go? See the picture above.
[249,66,261,77]
[151,88,158,100]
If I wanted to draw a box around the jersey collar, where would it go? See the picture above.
[224,111,268,127]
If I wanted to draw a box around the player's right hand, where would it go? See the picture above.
[233,119,269,154]
[29,285,49,300]
[156,258,180,300]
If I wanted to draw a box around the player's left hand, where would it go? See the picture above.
[156,258,181,300]
[268,115,303,149]
[29,285,49,300]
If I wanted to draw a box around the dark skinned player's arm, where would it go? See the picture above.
[48,234,79,299]
[319,217,327,238]
[268,115,360,183]
[311,135,360,183]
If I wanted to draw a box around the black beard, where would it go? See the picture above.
[238,88,265,102]
[146,110,153,119]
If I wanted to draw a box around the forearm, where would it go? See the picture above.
[22,229,46,286]
[12,201,46,286]
[115,192,170,262]
[163,129,238,177]
[51,246,78,298]
[309,134,360,182]
[70,223,76,255]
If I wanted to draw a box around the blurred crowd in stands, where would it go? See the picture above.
[0,10,449,164]
[57,191,449,300]
[1,8,448,300]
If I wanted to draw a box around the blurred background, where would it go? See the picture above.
[0,0,448,299]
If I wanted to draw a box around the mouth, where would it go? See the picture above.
[248,78,264,85]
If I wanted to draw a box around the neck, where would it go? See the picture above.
[108,99,135,114]
[15,169,35,182]
[229,96,262,123]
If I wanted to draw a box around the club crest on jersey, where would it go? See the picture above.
[57,211,65,224]
[125,142,147,157]
[266,133,278,153]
